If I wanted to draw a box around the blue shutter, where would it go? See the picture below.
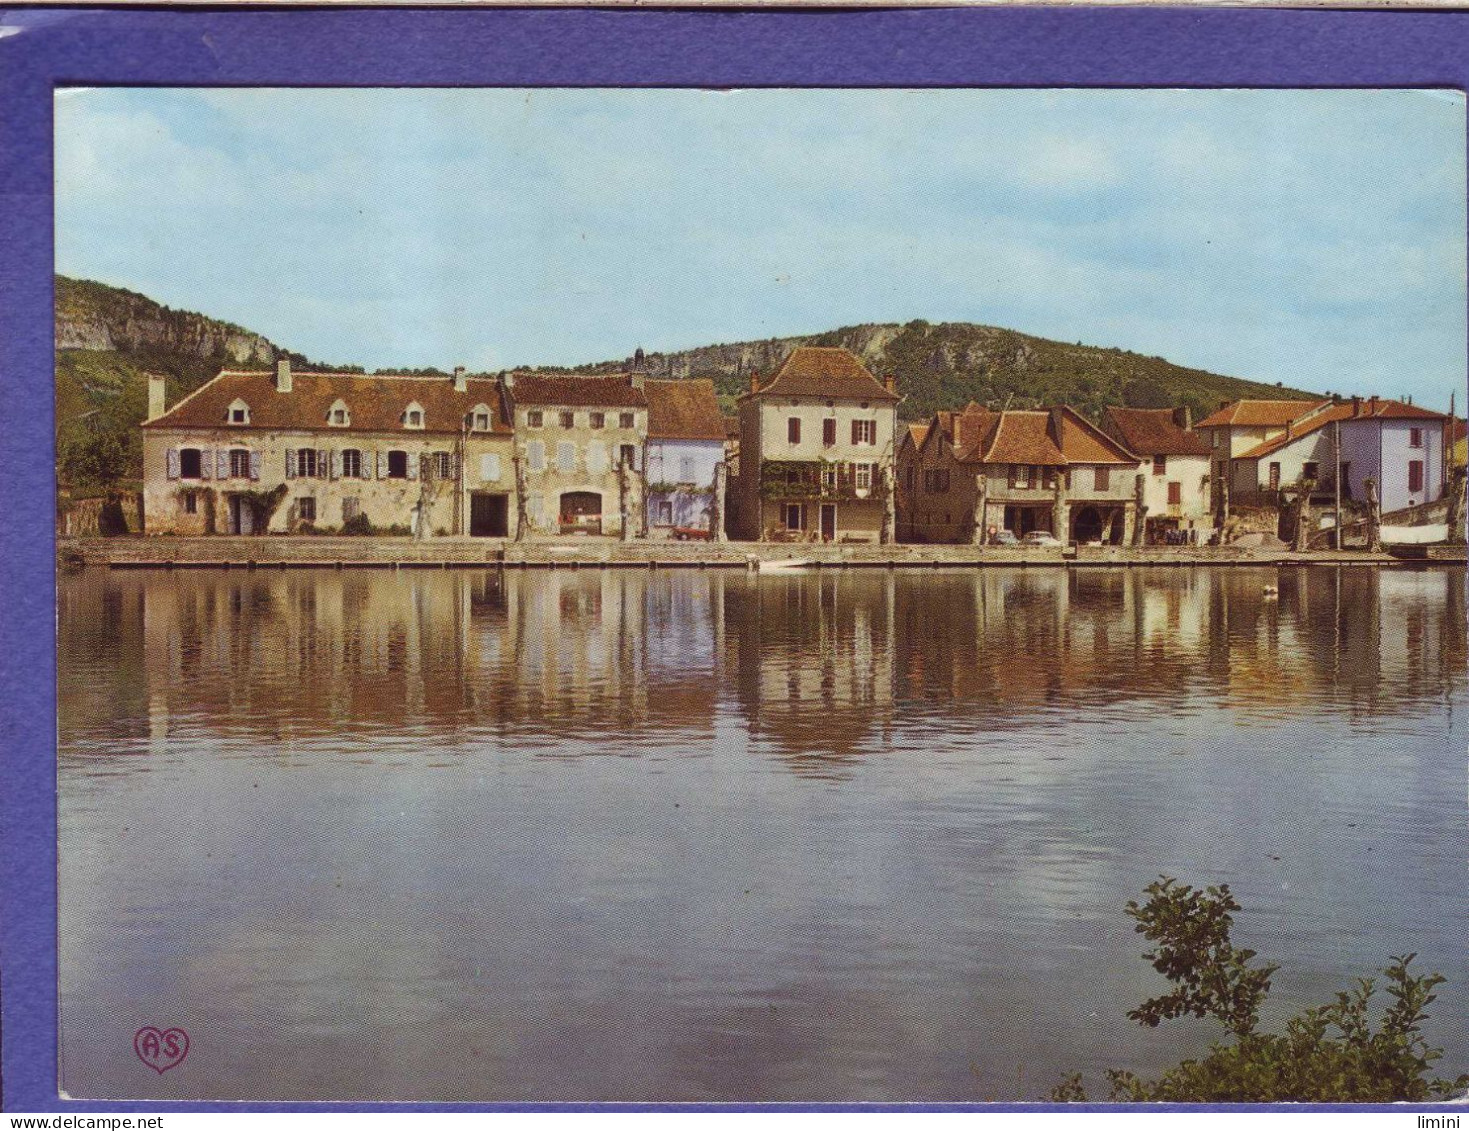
[249,450,262,481]
[217,450,231,479]
[285,449,295,479]
[166,448,180,480]
[407,453,419,480]
[200,450,213,480]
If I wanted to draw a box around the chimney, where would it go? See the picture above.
[1370,395,1379,416]
[502,371,515,390]
[453,366,467,393]
[1172,405,1192,430]
[750,370,761,395]
[630,372,645,391]
[1219,400,1229,411]
[276,355,292,393]
[885,373,897,395]
[1352,395,1362,417]
[147,374,166,421]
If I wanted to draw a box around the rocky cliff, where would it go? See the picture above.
[56,275,277,363]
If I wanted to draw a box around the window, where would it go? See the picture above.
[590,412,605,430]
[387,450,409,479]
[433,451,453,480]
[586,443,607,475]
[822,465,837,490]
[560,411,575,429]
[679,456,695,482]
[1153,455,1166,475]
[557,442,576,473]
[619,412,635,430]
[297,497,316,522]
[924,469,950,493]
[527,494,544,522]
[1408,460,1424,494]
[402,402,425,429]
[905,465,916,493]
[467,404,492,432]
[1212,431,1220,448]
[480,453,501,481]
[342,449,362,479]
[296,449,319,478]
[227,399,250,425]
[788,417,802,444]
[229,449,251,479]
[1409,428,1423,449]
[179,448,202,479]
[183,491,197,514]
[619,444,637,470]
[1095,466,1110,492]
[527,441,545,472]
[659,501,673,524]
[526,410,544,428]
[1268,462,1281,490]
[852,419,876,445]
[343,497,361,522]
[1303,461,1320,482]
[823,419,837,446]
[328,399,350,427]
[784,502,806,530]
[855,463,873,490]
[473,412,490,431]
[1168,481,1182,506]
[1014,465,1031,488]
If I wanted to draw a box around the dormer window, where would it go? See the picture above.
[468,404,493,432]
[225,398,251,425]
[328,399,351,427]
[402,402,425,429]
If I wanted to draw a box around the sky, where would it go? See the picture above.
[55,87,1467,410]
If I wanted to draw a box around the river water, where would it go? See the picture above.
[57,565,1467,1102]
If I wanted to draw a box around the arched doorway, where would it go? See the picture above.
[559,491,603,534]
[1072,505,1104,545]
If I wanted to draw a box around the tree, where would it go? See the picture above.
[1051,878,1468,1102]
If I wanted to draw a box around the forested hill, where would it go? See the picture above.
[571,320,1319,422]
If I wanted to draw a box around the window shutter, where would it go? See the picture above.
[408,453,419,480]
[200,450,213,480]
[376,451,386,480]
[285,448,295,479]
[1007,465,1016,489]
[217,450,231,479]
[330,450,340,480]
[249,451,262,481]
[314,450,326,479]
[166,448,180,479]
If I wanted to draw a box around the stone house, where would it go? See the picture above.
[505,372,648,538]
[732,347,901,543]
[1101,407,1212,542]
[893,423,931,543]
[1193,398,1328,512]
[643,378,728,539]
[1228,396,1450,514]
[141,359,518,537]
[897,403,1142,544]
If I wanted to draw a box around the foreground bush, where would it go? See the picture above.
[1052,878,1467,1102]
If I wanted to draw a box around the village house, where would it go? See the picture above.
[893,423,931,543]
[141,359,518,537]
[506,371,648,538]
[643,378,728,540]
[1200,395,1450,514]
[732,346,901,543]
[898,403,1141,544]
[1192,398,1328,513]
[1101,407,1212,543]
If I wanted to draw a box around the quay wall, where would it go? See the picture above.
[56,536,1433,570]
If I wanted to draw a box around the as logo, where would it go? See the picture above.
[133,1026,189,1073]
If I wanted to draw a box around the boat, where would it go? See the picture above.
[759,558,815,572]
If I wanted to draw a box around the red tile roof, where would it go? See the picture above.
[748,346,899,402]
[1236,397,1448,460]
[904,423,930,450]
[645,378,725,441]
[937,405,1137,467]
[1103,407,1211,456]
[1195,399,1327,429]
[506,372,648,408]
[143,369,513,435]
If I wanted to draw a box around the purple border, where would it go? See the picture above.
[3,5,1467,1113]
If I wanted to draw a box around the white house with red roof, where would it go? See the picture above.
[1102,406,1213,541]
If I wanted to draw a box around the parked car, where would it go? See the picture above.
[990,529,1019,546]
[1022,531,1064,548]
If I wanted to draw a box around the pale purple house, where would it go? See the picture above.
[643,378,727,538]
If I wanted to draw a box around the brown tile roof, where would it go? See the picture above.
[645,378,725,440]
[1195,399,1327,429]
[945,405,1136,467]
[1104,407,1211,456]
[904,423,930,450]
[507,372,649,408]
[748,346,899,402]
[1236,398,1448,460]
[143,370,513,435]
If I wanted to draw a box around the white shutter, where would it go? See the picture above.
[285,448,295,479]
[528,441,544,472]
[376,451,387,480]
[331,450,341,480]
[408,453,419,480]
[217,450,231,479]
[481,453,500,482]
[166,448,180,479]
[249,451,262,481]
[200,449,212,480]
[557,441,576,473]
[317,449,329,479]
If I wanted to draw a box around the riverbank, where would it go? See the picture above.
[59,535,1465,570]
